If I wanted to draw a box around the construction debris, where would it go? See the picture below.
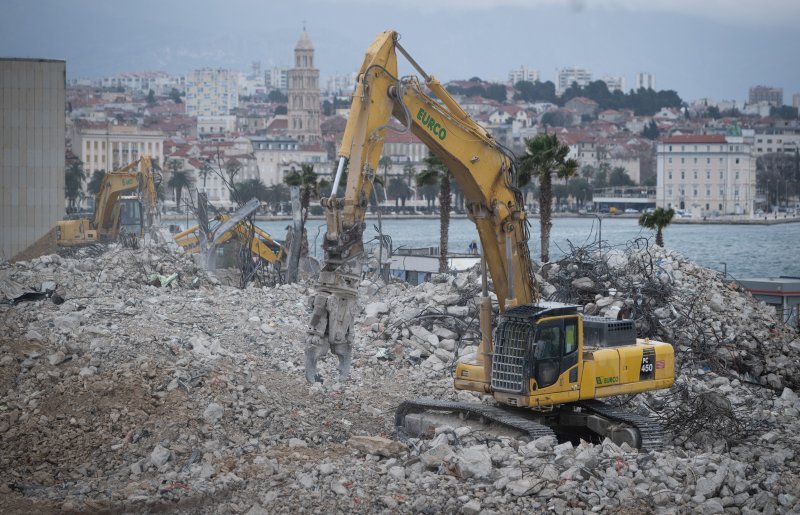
[0,241,798,513]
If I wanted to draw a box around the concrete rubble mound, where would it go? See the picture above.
[1,241,798,513]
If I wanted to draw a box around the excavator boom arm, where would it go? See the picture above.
[305,31,537,383]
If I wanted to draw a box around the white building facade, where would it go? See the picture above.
[601,76,625,93]
[73,126,164,173]
[635,72,656,91]
[250,137,328,185]
[557,67,592,93]
[185,69,238,117]
[656,134,756,216]
[508,66,540,85]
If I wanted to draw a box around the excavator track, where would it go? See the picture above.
[577,400,665,452]
[395,399,556,440]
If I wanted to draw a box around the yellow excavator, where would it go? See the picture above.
[305,31,675,449]
[56,156,161,247]
[173,214,284,265]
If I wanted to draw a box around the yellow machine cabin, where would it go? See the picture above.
[455,303,674,408]
[56,157,160,247]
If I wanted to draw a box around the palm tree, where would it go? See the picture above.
[64,161,86,211]
[518,132,579,263]
[387,177,412,207]
[167,170,194,212]
[283,163,321,222]
[639,207,675,247]
[416,155,452,273]
[234,178,270,204]
[378,155,393,179]
[87,170,106,196]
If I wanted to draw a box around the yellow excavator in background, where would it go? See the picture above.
[173,214,284,265]
[56,156,161,247]
[305,31,675,449]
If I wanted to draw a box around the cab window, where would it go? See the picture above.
[565,319,578,354]
[537,325,561,359]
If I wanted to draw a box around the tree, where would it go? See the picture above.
[87,169,106,196]
[378,155,393,178]
[639,207,675,247]
[169,88,182,104]
[609,167,635,187]
[416,155,452,273]
[770,105,799,120]
[64,161,86,211]
[267,90,288,103]
[518,132,579,262]
[166,160,194,212]
[641,120,660,140]
[387,177,412,207]
[234,178,269,203]
[283,163,321,222]
[146,89,156,105]
[274,105,287,115]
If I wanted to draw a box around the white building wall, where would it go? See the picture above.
[657,138,756,215]
[185,69,239,117]
[0,59,66,259]
[635,72,656,90]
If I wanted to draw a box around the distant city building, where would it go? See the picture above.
[564,96,599,118]
[185,68,238,117]
[266,67,289,92]
[557,67,592,93]
[601,76,625,93]
[656,134,756,216]
[287,29,321,143]
[635,72,656,91]
[508,65,540,85]
[250,137,327,185]
[250,61,261,80]
[748,85,783,106]
[792,93,800,109]
[753,130,800,155]
[73,125,165,173]
[0,58,65,259]
[98,71,178,94]
[326,72,358,95]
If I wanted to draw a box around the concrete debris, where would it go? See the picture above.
[0,241,798,513]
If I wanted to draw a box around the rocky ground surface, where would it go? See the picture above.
[1,241,799,514]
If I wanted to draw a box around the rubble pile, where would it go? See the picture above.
[541,244,800,391]
[0,242,798,513]
[357,269,483,380]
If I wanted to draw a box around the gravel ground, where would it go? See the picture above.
[1,242,799,514]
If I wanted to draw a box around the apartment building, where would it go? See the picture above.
[748,85,783,106]
[601,76,625,93]
[656,134,756,215]
[185,69,238,117]
[557,67,592,93]
[635,72,656,91]
[508,66,540,85]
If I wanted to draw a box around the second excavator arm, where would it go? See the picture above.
[305,31,538,382]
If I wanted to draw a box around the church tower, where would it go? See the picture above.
[287,28,321,143]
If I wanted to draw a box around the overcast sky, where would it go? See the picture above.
[2,0,798,104]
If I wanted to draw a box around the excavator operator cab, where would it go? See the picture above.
[118,196,144,238]
[491,303,582,395]
[530,315,580,389]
